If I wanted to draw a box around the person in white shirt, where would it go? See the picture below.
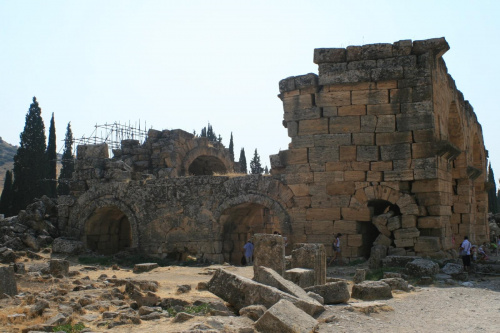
[328,233,343,266]
[459,236,472,272]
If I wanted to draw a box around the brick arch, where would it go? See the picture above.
[348,185,418,216]
[69,194,140,250]
[181,146,233,176]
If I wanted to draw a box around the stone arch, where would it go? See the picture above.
[72,195,140,253]
[215,193,291,264]
[182,146,233,176]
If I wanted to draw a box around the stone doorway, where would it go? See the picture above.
[188,155,227,175]
[84,206,132,255]
[219,202,279,264]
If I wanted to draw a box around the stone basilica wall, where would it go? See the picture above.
[59,38,489,262]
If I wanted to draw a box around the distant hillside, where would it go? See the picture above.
[0,137,62,194]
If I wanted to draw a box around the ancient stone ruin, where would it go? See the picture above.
[55,37,488,263]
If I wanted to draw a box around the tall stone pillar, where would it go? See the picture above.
[291,243,326,286]
[253,234,285,281]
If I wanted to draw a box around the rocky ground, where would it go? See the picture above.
[1,251,500,333]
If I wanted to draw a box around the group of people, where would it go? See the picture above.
[459,236,499,272]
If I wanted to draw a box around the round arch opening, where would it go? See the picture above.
[188,155,227,175]
[220,202,280,265]
[84,206,132,255]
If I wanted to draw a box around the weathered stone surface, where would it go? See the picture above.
[405,259,439,277]
[351,281,393,300]
[368,244,387,269]
[442,263,462,275]
[51,238,84,254]
[380,278,410,291]
[239,304,267,321]
[0,266,17,296]
[291,243,326,286]
[49,259,69,276]
[304,281,350,304]
[254,234,285,280]
[207,268,324,316]
[284,268,315,289]
[133,263,159,273]
[382,256,421,268]
[254,299,318,333]
[353,269,366,284]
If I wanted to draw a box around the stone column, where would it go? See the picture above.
[291,243,326,286]
[253,234,285,281]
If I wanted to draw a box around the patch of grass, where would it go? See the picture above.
[53,322,85,333]
[167,303,212,316]
[78,255,114,266]
[347,258,366,266]
[366,267,404,281]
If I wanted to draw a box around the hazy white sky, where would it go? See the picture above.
[1,1,499,174]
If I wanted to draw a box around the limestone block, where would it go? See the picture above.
[254,266,322,308]
[340,146,356,161]
[304,281,350,304]
[353,269,367,283]
[254,299,319,333]
[375,115,396,133]
[284,107,322,122]
[388,247,406,256]
[352,90,388,105]
[393,40,413,56]
[291,243,326,286]
[394,238,415,247]
[319,69,370,86]
[305,208,340,221]
[367,103,399,115]
[313,48,346,64]
[396,113,434,131]
[133,263,159,273]
[313,171,344,183]
[380,144,411,161]
[284,172,314,185]
[338,105,366,116]
[390,88,412,103]
[330,116,361,134]
[347,60,377,70]
[427,205,451,216]
[207,269,323,316]
[239,305,267,321]
[344,171,365,181]
[52,238,84,255]
[366,171,383,182]
[49,259,70,276]
[283,94,314,112]
[371,67,404,81]
[347,43,393,62]
[333,220,358,234]
[0,266,17,296]
[351,281,392,300]
[418,216,445,229]
[371,161,393,171]
[298,118,329,135]
[376,132,413,145]
[411,179,451,193]
[287,121,298,137]
[327,82,375,91]
[414,236,441,252]
[377,80,398,89]
[380,278,410,292]
[347,234,363,247]
[401,215,417,228]
[357,146,379,162]
[412,37,449,56]
[412,142,435,159]
[353,133,375,145]
[294,73,319,90]
[326,182,355,195]
[405,259,439,277]
[341,208,371,221]
[374,234,392,247]
[308,147,339,163]
[288,184,309,197]
[285,268,316,289]
[316,91,351,107]
[381,256,421,267]
[254,234,285,279]
[360,115,376,132]
[413,129,434,142]
[312,133,351,147]
[393,228,420,240]
[384,170,414,181]
[279,149,308,165]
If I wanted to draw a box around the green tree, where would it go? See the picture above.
[12,97,47,213]
[264,165,269,175]
[239,148,247,174]
[487,163,498,213]
[0,170,13,217]
[45,113,57,197]
[250,149,264,175]
[58,122,75,195]
[228,132,234,161]
[200,122,218,142]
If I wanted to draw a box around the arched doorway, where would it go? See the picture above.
[359,200,401,258]
[84,206,132,255]
[188,155,227,175]
[219,202,278,264]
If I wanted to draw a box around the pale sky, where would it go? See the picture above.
[1,1,499,176]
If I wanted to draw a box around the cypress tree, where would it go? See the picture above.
[12,97,47,213]
[58,122,75,195]
[46,113,57,197]
[239,148,247,174]
[487,163,498,213]
[0,170,13,217]
[229,132,234,161]
[264,166,269,175]
[250,149,264,175]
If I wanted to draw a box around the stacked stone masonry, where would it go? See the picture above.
[60,37,489,262]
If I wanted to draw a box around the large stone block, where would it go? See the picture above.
[316,91,351,107]
[304,281,350,304]
[330,116,361,134]
[305,208,341,221]
[285,268,316,289]
[380,144,411,161]
[291,243,326,286]
[254,234,285,279]
[393,228,420,240]
[414,236,441,252]
[207,269,324,316]
[49,259,70,276]
[0,266,17,296]
[326,182,355,195]
[314,48,346,64]
[254,299,319,333]
[298,118,329,135]
[357,146,379,162]
[351,281,392,300]
[405,259,439,277]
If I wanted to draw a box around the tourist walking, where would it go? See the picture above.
[243,240,254,266]
[328,233,343,266]
[459,236,472,272]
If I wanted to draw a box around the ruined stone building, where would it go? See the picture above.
[58,37,489,263]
